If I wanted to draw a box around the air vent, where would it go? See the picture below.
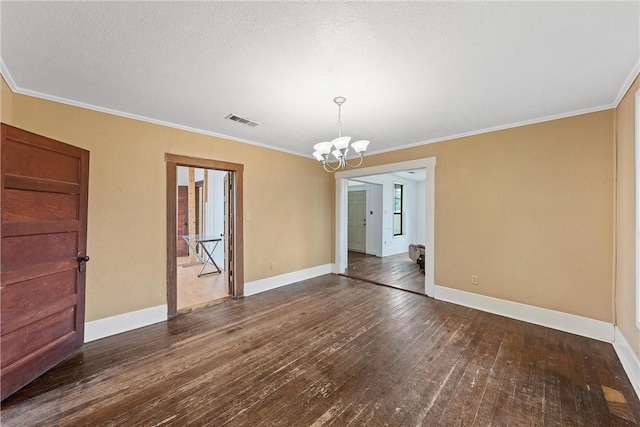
[225,114,260,127]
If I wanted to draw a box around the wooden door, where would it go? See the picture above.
[348,190,366,252]
[177,186,188,257]
[1,124,89,400]
[223,172,233,295]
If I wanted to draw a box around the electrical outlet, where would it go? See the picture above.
[270,262,276,270]
[471,275,478,285]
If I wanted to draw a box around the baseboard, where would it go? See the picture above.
[245,264,332,296]
[84,305,168,343]
[434,285,614,343]
[613,326,640,400]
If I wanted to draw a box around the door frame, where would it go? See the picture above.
[334,158,436,297]
[165,153,244,318]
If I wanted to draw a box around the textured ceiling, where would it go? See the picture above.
[1,2,638,158]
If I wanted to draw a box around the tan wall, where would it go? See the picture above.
[364,111,615,322]
[615,75,640,357]
[1,76,13,123]
[1,78,334,321]
[2,74,618,325]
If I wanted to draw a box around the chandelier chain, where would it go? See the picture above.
[337,103,342,138]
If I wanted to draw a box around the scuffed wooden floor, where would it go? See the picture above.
[2,275,639,426]
[345,251,425,295]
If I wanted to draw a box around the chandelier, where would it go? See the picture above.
[312,96,370,172]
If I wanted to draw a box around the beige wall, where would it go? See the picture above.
[1,76,13,123]
[1,74,621,326]
[363,111,615,322]
[616,75,640,357]
[1,77,334,321]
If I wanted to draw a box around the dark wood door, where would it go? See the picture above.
[223,172,233,295]
[1,124,89,400]
[177,186,188,257]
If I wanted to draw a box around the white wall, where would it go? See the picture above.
[348,181,384,256]
[350,174,418,257]
[205,170,227,267]
[177,166,205,185]
[366,182,383,256]
[415,180,426,246]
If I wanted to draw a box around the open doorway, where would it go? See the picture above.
[166,154,244,318]
[176,166,229,312]
[334,157,436,296]
[344,172,426,295]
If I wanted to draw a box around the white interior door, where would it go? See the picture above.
[348,190,366,252]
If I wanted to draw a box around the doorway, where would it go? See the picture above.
[343,173,425,294]
[335,158,436,297]
[175,167,229,312]
[166,154,244,318]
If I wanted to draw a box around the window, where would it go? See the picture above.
[393,183,403,236]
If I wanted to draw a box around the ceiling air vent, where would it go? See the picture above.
[225,114,260,127]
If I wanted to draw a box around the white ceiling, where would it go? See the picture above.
[1,2,638,158]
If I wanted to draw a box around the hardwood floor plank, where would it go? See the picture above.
[586,336,640,425]
[471,316,526,426]
[2,274,638,426]
[361,305,482,424]
[64,281,388,426]
[345,251,425,295]
[564,333,598,426]
[211,291,421,426]
[435,313,508,425]
[272,295,430,426]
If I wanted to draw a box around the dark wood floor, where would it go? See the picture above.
[2,274,639,426]
[345,251,425,294]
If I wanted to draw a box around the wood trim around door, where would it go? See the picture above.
[165,154,244,318]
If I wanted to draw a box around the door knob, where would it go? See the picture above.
[77,254,90,272]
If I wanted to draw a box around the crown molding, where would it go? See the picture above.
[0,62,307,159]
[614,61,640,107]
[0,59,18,90]
[2,58,636,161]
[364,103,615,157]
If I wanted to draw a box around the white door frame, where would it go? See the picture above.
[334,157,436,296]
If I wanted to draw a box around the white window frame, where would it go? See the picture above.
[393,182,404,237]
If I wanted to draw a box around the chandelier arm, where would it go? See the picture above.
[344,154,365,169]
[323,162,341,173]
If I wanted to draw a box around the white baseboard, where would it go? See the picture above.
[613,326,640,400]
[245,264,332,296]
[434,285,614,343]
[84,304,167,343]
